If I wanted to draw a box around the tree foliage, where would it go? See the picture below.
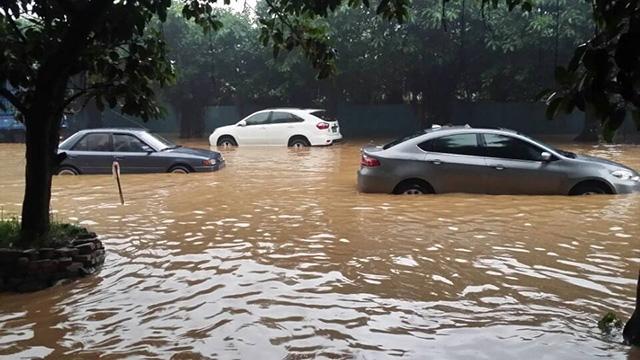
[542,0,640,141]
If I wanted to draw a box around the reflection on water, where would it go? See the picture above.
[0,140,639,359]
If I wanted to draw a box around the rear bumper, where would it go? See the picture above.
[357,168,396,193]
[310,133,343,146]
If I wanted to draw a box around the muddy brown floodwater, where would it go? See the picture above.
[1,140,640,359]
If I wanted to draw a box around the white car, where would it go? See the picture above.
[208,108,343,147]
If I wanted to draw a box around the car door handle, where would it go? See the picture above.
[495,165,505,170]
[114,156,124,161]
[431,159,442,165]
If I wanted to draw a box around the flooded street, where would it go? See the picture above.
[0,140,640,359]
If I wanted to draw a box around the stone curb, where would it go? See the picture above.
[0,232,105,293]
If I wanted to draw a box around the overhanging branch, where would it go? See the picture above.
[2,7,27,43]
[0,87,27,114]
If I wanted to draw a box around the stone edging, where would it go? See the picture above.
[0,233,105,292]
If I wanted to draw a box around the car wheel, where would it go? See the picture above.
[571,184,608,195]
[395,182,430,195]
[217,136,237,147]
[57,166,79,175]
[289,137,310,148]
[169,165,190,174]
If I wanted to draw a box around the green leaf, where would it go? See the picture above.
[535,89,553,102]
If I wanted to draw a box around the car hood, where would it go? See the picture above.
[574,154,636,172]
[163,146,222,159]
[213,124,235,133]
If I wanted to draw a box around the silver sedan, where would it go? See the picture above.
[357,127,640,195]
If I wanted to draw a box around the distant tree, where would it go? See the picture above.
[0,0,406,245]
[543,0,640,142]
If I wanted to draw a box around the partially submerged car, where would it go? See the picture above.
[357,126,640,195]
[208,108,342,147]
[0,115,71,142]
[0,115,26,142]
[57,128,225,175]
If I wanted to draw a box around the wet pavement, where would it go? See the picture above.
[0,140,639,359]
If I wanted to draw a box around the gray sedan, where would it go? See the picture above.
[357,126,640,195]
[57,128,225,175]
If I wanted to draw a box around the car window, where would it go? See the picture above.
[483,134,545,161]
[270,112,304,124]
[114,134,150,152]
[72,133,112,152]
[244,112,270,126]
[419,133,482,156]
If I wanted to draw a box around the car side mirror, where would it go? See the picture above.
[541,151,552,161]
[142,145,154,154]
[238,120,247,127]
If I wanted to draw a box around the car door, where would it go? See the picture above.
[235,112,271,145]
[418,133,488,193]
[264,111,304,145]
[481,133,567,195]
[112,133,167,173]
[66,132,114,174]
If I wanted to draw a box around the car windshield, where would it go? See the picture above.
[520,134,576,158]
[310,110,337,122]
[145,132,179,151]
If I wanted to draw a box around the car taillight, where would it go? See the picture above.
[316,122,330,130]
[361,154,380,167]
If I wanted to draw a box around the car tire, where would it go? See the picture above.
[217,136,237,147]
[57,166,79,175]
[395,182,432,195]
[570,183,608,195]
[288,137,310,148]
[169,165,190,174]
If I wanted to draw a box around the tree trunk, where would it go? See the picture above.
[179,104,192,139]
[20,110,61,246]
[623,269,640,346]
[574,103,600,142]
[86,99,103,128]
[179,103,205,138]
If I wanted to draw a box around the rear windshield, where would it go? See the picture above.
[310,110,337,122]
[383,130,427,150]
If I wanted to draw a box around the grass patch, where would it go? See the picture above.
[0,217,89,249]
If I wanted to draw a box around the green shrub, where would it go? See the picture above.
[0,216,89,249]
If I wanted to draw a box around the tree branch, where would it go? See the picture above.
[61,82,115,110]
[53,0,79,16]
[0,87,27,114]
[2,7,27,43]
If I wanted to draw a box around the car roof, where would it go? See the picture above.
[73,127,149,134]
[425,125,520,135]
[258,108,325,113]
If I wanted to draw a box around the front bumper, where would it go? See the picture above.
[194,160,225,172]
[610,180,640,194]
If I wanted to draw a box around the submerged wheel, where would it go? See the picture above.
[217,136,237,147]
[169,165,190,174]
[57,166,79,175]
[394,181,432,195]
[288,137,310,148]
[570,183,608,196]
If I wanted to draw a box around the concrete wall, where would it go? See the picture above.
[67,102,639,140]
